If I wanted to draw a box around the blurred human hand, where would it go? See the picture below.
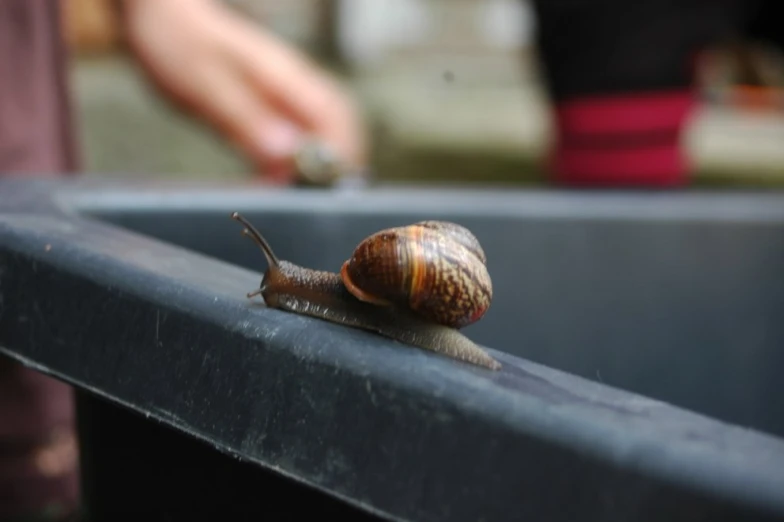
[120,0,366,183]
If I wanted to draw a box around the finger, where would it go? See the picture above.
[193,60,304,182]
[225,26,367,170]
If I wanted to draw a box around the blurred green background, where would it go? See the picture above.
[66,0,784,187]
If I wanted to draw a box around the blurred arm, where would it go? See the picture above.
[114,0,366,183]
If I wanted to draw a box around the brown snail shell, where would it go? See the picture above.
[340,221,493,329]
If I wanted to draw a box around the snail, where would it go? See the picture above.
[231,212,501,370]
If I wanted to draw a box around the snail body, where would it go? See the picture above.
[231,212,500,370]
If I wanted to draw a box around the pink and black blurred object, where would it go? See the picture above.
[529,0,779,187]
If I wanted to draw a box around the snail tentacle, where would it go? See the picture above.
[232,212,280,268]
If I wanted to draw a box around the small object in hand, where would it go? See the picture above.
[293,137,344,186]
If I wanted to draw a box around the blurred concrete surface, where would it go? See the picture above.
[70,55,784,186]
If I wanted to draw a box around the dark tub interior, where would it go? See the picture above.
[80,189,784,440]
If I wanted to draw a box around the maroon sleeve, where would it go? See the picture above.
[530,0,746,186]
[0,359,80,520]
[0,0,80,175]
[0,0,81,519]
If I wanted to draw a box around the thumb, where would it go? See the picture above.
[250,117,304,183]
[195,64,304,182]
[226,27,367,171]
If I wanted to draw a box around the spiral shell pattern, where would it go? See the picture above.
[340,221,492,329]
